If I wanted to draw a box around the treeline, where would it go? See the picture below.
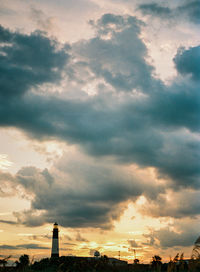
[0,253,200,272]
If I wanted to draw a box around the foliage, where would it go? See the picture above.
[3,252,200,272]
[15,255,30,271]
[0,255,11,268]
[151,255,162,272]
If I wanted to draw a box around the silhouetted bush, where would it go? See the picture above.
[5,253,199,272]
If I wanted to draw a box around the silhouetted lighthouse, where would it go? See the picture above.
[51,222,59,258]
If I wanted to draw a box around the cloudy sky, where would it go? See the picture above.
[0,0,200,263]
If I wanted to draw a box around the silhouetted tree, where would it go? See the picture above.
[151,255,162,272]
[134,258,140,264]
[20,254,30,266]
[16,254,30,271]
[0,255,11,269]
[101,255,109,264]
[0,259,7,268]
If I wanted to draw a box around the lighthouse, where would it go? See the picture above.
[51,222,59,258]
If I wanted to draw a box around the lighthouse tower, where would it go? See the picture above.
[51,222,59,258]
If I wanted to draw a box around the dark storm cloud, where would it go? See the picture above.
[174,46,200,81]
[0,25,12,42]
[145,220,200,248]
[138,1,200,24]
[0,14,199,227]
[75,14,154,93]
[0,19,199,190]
[10,163,163,228]
[17,244,49,250]
[128,239,140,248]
[176,0,200,24]
[0,25,69,99]
[0,171,16,197]
[0,245,18,250]
[139,190,200,218]
[0,244,49,250]
[0,219,18,225]
[138,3,171,17]
[156,230,196,248]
